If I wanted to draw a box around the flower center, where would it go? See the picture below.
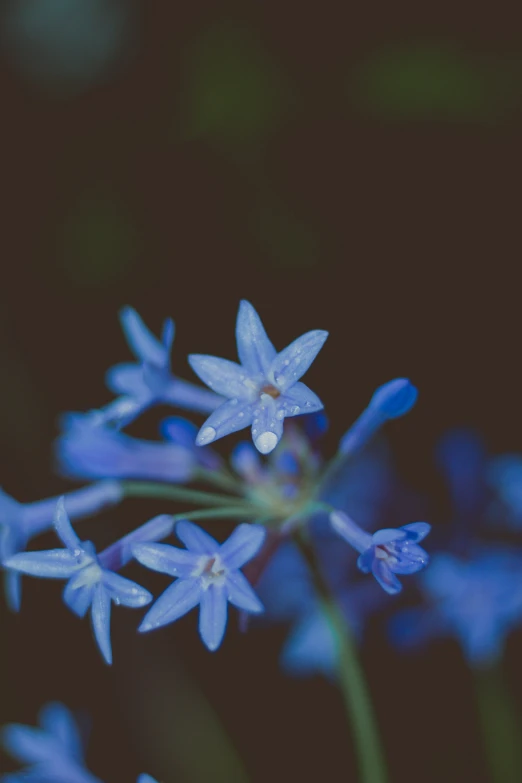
[261,384,281,399]
[195,554,227,588]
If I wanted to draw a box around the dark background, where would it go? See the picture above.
[1,2,522,781]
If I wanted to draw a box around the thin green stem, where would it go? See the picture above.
[170,507,261,523]
[195,467,244,494]
[121,481,250,508]
[296,533,388,783]
[475,665,522,783]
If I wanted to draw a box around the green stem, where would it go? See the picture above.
[296,533,388,783]
[196,467,244,494]
[121,481,250,508]
[475,665,522,783]
[170,507,262,523]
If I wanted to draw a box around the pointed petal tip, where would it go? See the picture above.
[196,426,217,446]
[370,378,418,419]
[254,431,279,454]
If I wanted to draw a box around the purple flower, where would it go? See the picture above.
[105,306,222,424]
[330,510,431,594]
[133,520,266,650]
[1,702,101,783]
[188,300,328,454]
[3,499,152,664]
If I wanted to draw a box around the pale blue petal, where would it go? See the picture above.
[139,578,202,632]
[226,571,264,613]
[230,441,262,480]
[219,524,266,569]
[5,570,22,612]
[161,378,223,414]
[401,522,431,542]
[277,382,324,417]
[251,395,283,454]
[4,550,79,578]
[161,416,198,447]
[39,703,83,761]
[101,571,152,608]
[372,528,406,545]
[235,300,277,374]
[91,584,112,664]
[120,307,166,366]
[161,318,175,352]
[390,542,429,574]
[188,355,252,399]
[369,379,418,418]
[105,363,148,397]
[63,579,94,617]
[330,510,373,553]
[199,585,228,651]
[269,330,328,392]
[1,725,56,764]
[357,549,374,573]
[54,498,82,551]
[176,520,219,554]
[372,559,402,594]
[132,542,199,578]
[195,400,254,446]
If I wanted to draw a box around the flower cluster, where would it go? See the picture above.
[0,297,433,694]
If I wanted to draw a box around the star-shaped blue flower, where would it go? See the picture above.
[133,520,266,651]
[3,498,152,664]
[188,300,328,454]
[1,701,101,783]
[330,510,431,594]
[105,306,222,424]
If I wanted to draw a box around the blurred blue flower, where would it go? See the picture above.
[189,300,328,454]
[0,482,122,612]
[4,498,151,664]
[330,510,430,594]
[133,520,266,650]
[137,777,158,783]
[391,550,522,667]
[487,454,522,528]
[105,306,222,425]
[436,429,487,518]
[56,415,197,483]
[1,701,101,783]
[160,415,223,473]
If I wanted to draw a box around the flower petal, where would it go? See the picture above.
[119,307,167,366]
[188,355,253,399]
[5,570,22,612]
[277,382,324,417]
[269,330,328,392]
[54,498,82,552]
[199,584,228,651]
[357,549,374,574]
[1,725,56,764]
[139,578,202,632]
[4,550,80,578]
[63,579,94,618]
[330,510,373,553]
[369,379,418,419]
[195,400,254,446]
[371,559,402,595]
[251,395,283,454]
[235,300,277,374]
[105,363,148,397]
[401,522,431,542]
[372,528,406,545]
[91,584,112,664]
[161,416,198,447]
[219,524,266,569]
[226,571,264,613]
[176,520,219,554]
[390,542,430,575]
[39,703,83,762]
[230,442,262,481]
[132,542,199,578]
[101,570,152,608]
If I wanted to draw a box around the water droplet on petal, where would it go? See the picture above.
[291,405,300,415]
[255,431,278,454]
[276,410,284,420]
[197,426,217,445]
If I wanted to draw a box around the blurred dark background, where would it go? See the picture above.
[1,2,522,781]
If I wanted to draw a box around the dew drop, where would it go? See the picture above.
[255,431,278,454]
[276,410,284,420]
[197,426,217,445]
[291,405,300,415]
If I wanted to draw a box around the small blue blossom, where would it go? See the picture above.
[188,300,328,454]
[56,416,197,483]
[105,306,222,424]
[3,499,152,664]
[330,510,431,594]
[1,701,101,783]
[391,550,522,667]
[133,520,266,651]
[0,482,123,612]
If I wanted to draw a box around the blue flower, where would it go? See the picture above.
[188,300,328,454]
[56,416,197,483]
[0,482,123,613]
[1,701,101,783]
[137,777,158,783]
[330,510,431,594]
[3,498,152,664]
[105,306,222,424]
[133,520,266,650]
[391,550,522,667]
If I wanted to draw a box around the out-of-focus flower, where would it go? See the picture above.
[4,499,151,664]
[189,300,327,454]
[105,307,222,425]
[391,550,522,667]
[1,701,101,783]
[0,482,123,612]
[487,454,522,528]
[56,416,197,483]
[436,429,487,518]
[136,776,158,783]
[133,520,265,650]
[330,510,430,594]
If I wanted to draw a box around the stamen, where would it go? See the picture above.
[261,384,281,399]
